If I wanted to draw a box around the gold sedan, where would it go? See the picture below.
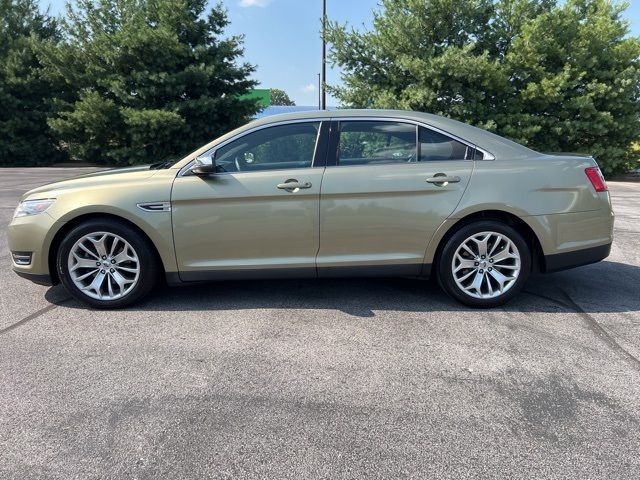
[8,110,614,308]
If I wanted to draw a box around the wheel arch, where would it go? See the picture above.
[427,209,545,276]
[48,212,167,285]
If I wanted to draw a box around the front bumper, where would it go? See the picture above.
[7,212,61,281]
[544,242,612,273]
[13,270,54,286]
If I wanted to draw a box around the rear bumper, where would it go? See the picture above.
[544,242,611,273]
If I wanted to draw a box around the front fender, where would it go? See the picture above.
[39,169,178,275]
[53,205,178,274]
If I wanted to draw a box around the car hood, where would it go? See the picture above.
[22,165,158,199]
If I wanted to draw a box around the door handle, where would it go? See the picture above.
[276,180,312,191]
[426,174,461,186]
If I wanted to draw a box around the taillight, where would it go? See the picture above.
[585,166,607,192]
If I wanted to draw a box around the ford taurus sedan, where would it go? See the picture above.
[8,110,614,308]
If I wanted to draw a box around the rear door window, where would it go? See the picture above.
[337,121,417,166]
[419,127,470,161]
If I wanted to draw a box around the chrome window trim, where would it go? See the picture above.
[179,118,327,177]
[331,117,496,163]
[184,166,327,177]
[178,115,495,177]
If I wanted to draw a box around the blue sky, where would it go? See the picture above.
[41,0,640,106]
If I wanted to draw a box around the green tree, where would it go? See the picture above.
[270,88,295,106]
[502,0,640,173]
[0,0,63,166]
[40,0,259,166]
[326,0,640,175]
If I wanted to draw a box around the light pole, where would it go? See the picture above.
[320,0,327,110]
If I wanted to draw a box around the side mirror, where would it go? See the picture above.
[191,154,216,175]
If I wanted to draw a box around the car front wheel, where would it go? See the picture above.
[437,221,531,308]
[57,219,159,308]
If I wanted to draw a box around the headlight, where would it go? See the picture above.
[13,199,56,218]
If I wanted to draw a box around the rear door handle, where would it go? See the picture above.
[277,180,312,191]
[426,174,461,185]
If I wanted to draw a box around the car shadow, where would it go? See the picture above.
[45,260,640,317]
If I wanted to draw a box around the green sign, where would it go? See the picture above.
[240,89,270,107]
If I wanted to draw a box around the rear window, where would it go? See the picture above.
[419,127,469,161]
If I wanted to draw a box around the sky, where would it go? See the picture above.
[40,0,640,107]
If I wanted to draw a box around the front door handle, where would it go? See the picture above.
[276,179,312,191]
[426,174,461,186]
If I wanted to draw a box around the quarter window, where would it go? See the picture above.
[419,127,470,161]
[213,122,320,173]
[338,121,417,166]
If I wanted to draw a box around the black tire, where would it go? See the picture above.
[56,218,159,309]
[437,220,531,308]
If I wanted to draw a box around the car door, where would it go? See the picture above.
[317,119,475,277]
[171,120,328,281]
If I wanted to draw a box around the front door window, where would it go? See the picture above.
[214,122,321,173]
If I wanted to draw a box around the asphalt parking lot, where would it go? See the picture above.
[1,167,639,479]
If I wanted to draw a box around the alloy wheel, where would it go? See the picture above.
[451,231,521,299]
[67,232,140,301]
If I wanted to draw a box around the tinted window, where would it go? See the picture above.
[338,121,417,166]
[419,127,469,161]
[214,122,320,173]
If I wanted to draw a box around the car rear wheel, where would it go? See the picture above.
[57,219,159,308]
[437,221,531,308]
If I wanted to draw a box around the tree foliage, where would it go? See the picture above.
[0,0,63,166]
[270,88,295,106]
[326,0,640,174]
[40,0,259,165]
